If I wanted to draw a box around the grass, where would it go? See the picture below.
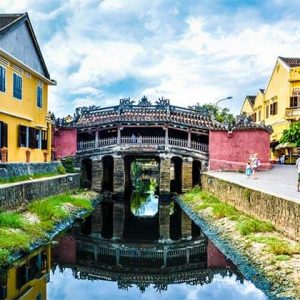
[0,172,60,184]
[0,191,94,267]
[183,188,274,236]
[237,218,274,236]
[0,212,24,228]
[248,236,300,255]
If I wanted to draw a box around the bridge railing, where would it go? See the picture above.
[78,136,208,153]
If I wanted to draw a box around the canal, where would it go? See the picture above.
[0,162,269,300]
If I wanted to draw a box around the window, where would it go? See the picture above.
[290,95,300,108]
[266,105,269,118]
[13,73,22,99]
[36,130,42,149]
[29,127,37,149]
[270,102,278,115]
[251,113,256,122]
[37,85,42,108]
[258,110,261,121]
[0,66,5,93]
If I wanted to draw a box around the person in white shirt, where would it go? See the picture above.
[296,156,300,192]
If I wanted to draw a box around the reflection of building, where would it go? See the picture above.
[52,207,243,293]
[241,57,300,160]
[0,13,56,162]
[0,246,51,300]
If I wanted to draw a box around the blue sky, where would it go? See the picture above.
[2,0,300,116]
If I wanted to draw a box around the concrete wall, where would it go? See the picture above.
[0,161,61,179]
[53,128,77,159]
[209,130,272,171]
[202,173,299,241]
[0,174,80,210]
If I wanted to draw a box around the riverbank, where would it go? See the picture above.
[0,190,99,268]
[176,188,300,300]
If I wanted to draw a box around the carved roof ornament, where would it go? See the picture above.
[119,97,134,108]
[138,95,152,106]
[156,97,170,107]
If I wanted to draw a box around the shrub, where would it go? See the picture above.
[62,157,75,173]
[56,165,66,174]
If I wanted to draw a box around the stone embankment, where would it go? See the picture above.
[201,173,299,241]
[0,174,80,210]
[176,191,300,300]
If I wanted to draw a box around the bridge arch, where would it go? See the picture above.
[81,158,92,188]
[102,155,114,192]
[192,160,202,187]
[170,156,182,194]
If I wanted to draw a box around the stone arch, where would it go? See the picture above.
[170,156,182,194]
[192,160,202,187]
[102,155,114,192]
[81,158,92,188]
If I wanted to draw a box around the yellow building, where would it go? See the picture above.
[0,246,51,300]
[0,13,56,162]
[241,57,300,160]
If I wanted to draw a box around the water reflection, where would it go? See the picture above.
[0,208,268,300]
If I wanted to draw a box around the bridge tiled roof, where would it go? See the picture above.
[72,99,225,131]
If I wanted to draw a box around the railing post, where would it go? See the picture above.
[164,127,169,145]
[187,131,191,148]
[95,130,99,148]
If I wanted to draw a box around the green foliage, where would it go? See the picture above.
[275,255,291,261]
[56,165,66,174]
[0,229,31,251]
[0,212,24,228]
[0,248,9,266]
[280,121,300,147]
[248,236,300,255]
[237,218,274,236]
[191,103,235,123]
[0,172,60,184]
[62,157,75,173]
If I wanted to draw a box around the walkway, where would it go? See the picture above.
[207,165,300,204]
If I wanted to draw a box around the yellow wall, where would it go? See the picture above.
[241,58,300,159]
[0,56,52,162]
[240,97,253,115]
[5,246,51,300]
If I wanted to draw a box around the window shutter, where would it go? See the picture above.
[42,130,48,150]
[29,128,36,149]
[1,122,7,147]
[0,66,5,92]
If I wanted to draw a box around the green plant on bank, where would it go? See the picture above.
[248,236,300,256]
[0,172,61,184]
[0,192,93,267]
[56,165,66,174]
[183,188,300,257]
[62,157,75,173]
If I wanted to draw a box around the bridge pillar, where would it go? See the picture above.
[159,155,171,198]
[181,210,192,240]
[112,200,125,240]
[159,200,170,241]
[113,155,125,194]
[182,157,193,193]
[91,204,103,238]
[91,159,102,192]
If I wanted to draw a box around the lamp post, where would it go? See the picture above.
[214,96,233,108]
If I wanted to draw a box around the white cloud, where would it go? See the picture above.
[3,0,300,116]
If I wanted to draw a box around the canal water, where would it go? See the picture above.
[0,167,270,300]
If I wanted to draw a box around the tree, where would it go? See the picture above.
[190,103,235,123]
[280,121,300,147]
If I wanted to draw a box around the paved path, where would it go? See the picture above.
[207,165,300,204]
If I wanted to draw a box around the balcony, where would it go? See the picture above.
[285,107,300,120]
[77,136,208,153]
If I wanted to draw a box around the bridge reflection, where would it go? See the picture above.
[52,213,244,293]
